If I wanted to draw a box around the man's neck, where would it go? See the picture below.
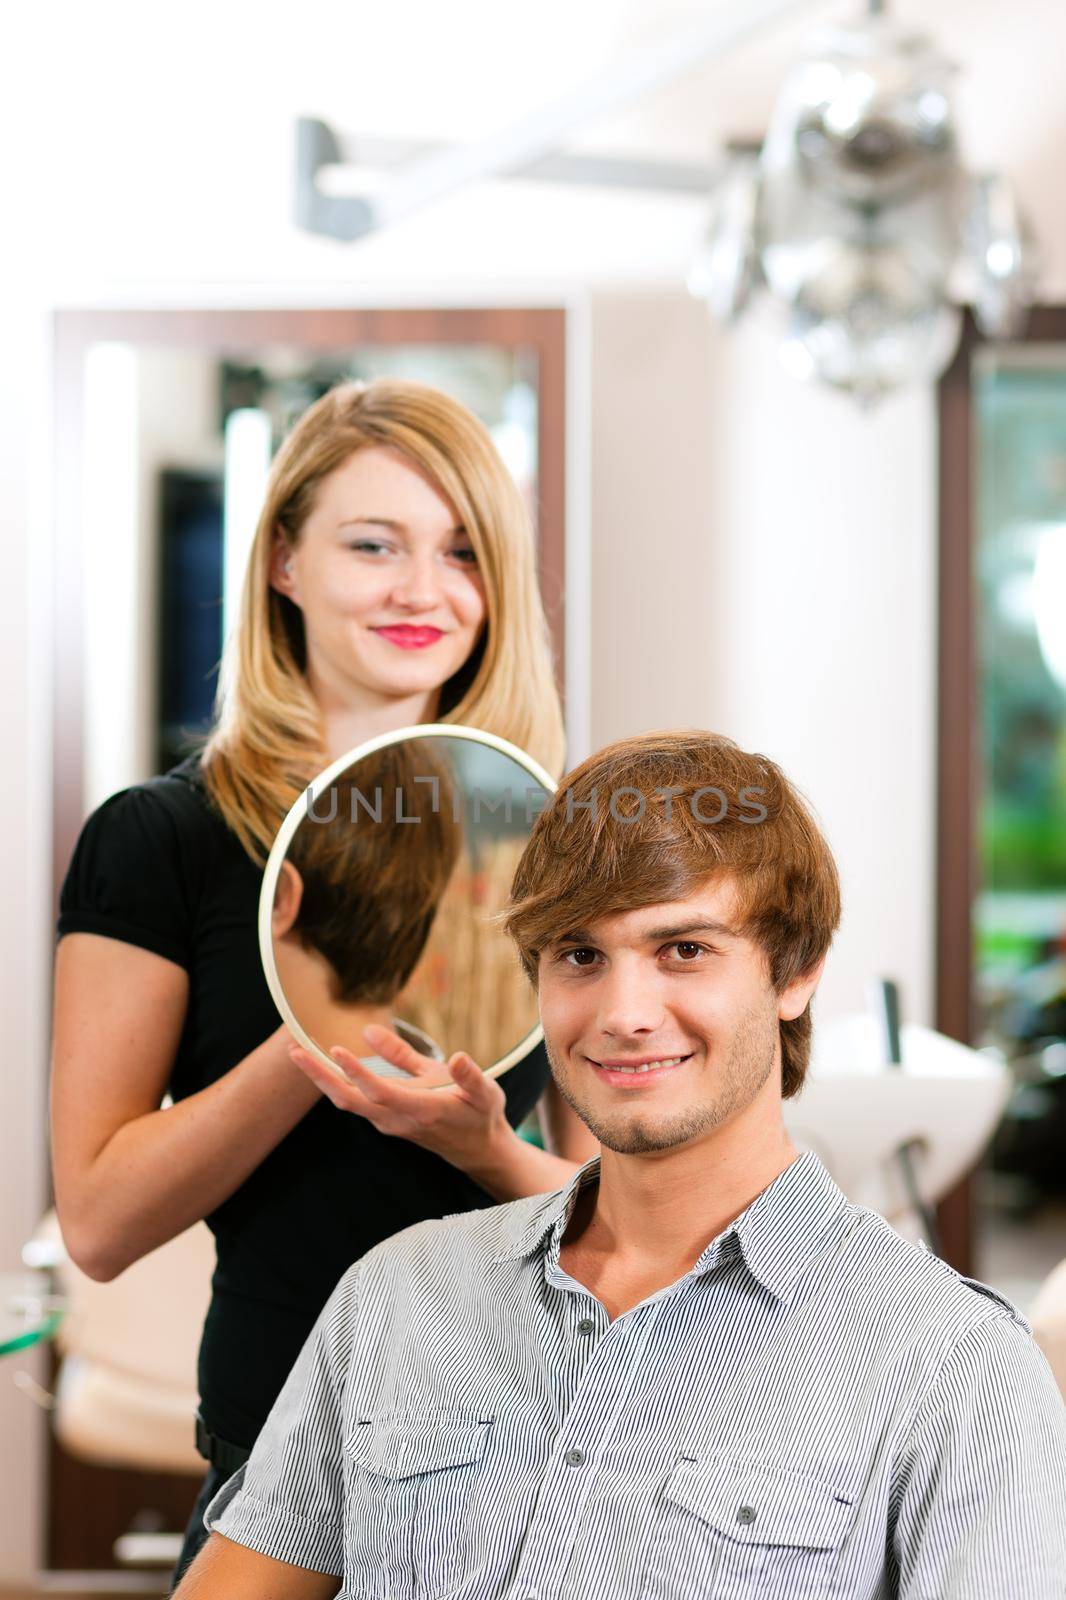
[559,1123,800,1317]
[274,942,398,1058]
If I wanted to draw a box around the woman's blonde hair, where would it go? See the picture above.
[199,378,566,864]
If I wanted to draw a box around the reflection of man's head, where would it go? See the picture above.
[274,742,462,1006]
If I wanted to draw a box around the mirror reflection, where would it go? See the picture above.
[265,730,550,1079]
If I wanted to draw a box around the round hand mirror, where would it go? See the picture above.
[258,725,555,1082]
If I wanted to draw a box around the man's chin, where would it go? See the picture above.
[586,1109,717,1157]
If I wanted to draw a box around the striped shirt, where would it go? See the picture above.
[206,1149,1066,1598]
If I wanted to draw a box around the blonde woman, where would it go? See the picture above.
[50,379,596,1584]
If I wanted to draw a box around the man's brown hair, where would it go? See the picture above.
[287,740,462,1005]
[503,730,841,1098]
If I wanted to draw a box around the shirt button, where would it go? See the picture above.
[565,1448,585,1467]
[576,1317,595,1334]
[736,1504,757,1526]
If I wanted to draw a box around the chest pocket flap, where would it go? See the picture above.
[663,1457,856,1551]
[359,1416,493,1481]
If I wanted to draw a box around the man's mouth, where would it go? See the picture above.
[587,1052,693,1086]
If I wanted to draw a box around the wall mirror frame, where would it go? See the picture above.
[51,305,567,918]
[47,303,567,1575]
[937,304,1066,1271]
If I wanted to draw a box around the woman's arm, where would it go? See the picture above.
[289,1030,597,1203]
[538,1077,600,1163]
[463,1119,589,1202]
[468,1078,599,1201]
[51,933,322,1281]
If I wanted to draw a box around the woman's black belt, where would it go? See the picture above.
[195,1412,251,1475]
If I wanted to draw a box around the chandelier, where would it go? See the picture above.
[689,7,1039,406]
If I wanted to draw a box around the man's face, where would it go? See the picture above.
[537,877,805,1157]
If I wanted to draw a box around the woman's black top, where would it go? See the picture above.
[56,753,549,1448]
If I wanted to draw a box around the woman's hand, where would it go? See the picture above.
[287,1024,516,1181]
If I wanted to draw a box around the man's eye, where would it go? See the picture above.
[666,942,708,961]
[561,948,598,968]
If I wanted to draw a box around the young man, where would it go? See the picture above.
[177,730,1066,1600]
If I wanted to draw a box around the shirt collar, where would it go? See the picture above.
[490,1148,851,1303]
[359,1018,445,1077]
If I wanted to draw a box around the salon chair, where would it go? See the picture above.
[26,1210,212,1475]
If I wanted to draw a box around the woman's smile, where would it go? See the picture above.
[371,624,447,650]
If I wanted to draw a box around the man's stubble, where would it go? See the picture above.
[544,1000,779,1155]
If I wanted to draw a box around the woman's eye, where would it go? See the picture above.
[347,539,477,565]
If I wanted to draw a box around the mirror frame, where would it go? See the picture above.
[46,302,569,1574]
[936,304,1066,1273]
[258,723,556,1082]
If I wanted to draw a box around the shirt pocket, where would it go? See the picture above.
[640,1455,858,1600]
[343,1412,494,1600]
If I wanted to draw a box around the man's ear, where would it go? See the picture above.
[777,953,827,1022]
[271,860,305,938]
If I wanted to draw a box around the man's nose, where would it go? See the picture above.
[596,961,666,1037]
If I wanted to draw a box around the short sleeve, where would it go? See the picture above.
[893,1312,1066,1598]
[57,785,202,968]
[205,1262,361,1575]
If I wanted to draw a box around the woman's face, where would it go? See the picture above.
[270,445,488,714]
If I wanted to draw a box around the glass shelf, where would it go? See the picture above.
[0,1272,64,1356]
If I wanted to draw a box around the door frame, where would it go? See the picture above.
[935,305,1066,1268]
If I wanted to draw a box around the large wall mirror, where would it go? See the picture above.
[938,307,1066,1274]
[48,304,568,1574]
[52,307,567,902]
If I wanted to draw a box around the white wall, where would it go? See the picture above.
[0,304,53,1583]
[588,294,936,1023]
[702,311,937,1023]
[588,294,717,742]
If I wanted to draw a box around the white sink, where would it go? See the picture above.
[783,1014,1011,1226]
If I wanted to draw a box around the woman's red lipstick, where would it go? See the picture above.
[373,625,445,649]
